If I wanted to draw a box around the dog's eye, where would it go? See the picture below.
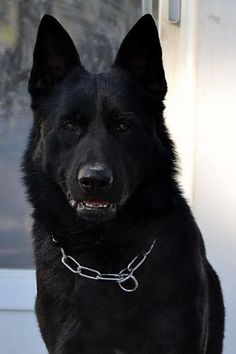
[61,121,78,132]
[115,120,131,133]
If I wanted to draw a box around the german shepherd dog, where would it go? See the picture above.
[23,14,224,354]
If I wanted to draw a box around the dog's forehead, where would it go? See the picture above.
[73,71,132,101]
[73,71,142,110]
[60,70,139,116]
[94,72,135,113]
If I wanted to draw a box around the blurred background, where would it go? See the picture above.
[0,0,235,353]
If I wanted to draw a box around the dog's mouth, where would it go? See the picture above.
[67,194,117,220]
[69,199,116,211]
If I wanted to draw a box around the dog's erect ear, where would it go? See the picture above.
[113,14,167,99]
[28,15,81,95]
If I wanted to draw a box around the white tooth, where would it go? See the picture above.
[70,200,77,207]
[83,201,109,209]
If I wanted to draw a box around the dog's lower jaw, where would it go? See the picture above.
[115,349,125,354]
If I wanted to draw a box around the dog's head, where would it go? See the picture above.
[25,15,175,224]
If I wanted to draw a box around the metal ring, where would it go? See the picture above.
[118,275,138,292]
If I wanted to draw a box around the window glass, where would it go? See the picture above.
[0,0,142,269]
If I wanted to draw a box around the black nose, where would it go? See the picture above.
[78,164,113,193]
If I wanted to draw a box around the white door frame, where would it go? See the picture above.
[0,269,36,311]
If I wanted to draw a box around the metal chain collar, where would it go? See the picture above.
[52,236,156,293]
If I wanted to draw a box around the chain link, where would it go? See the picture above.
[53,237,156,293]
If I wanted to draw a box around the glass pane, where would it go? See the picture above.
[0,0,142,269]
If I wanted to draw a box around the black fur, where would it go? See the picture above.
[22,14,224,354]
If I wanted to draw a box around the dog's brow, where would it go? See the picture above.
[94,74,105,119]
[111,111,135,119]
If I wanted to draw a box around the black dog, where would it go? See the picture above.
[23,14,224,354]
